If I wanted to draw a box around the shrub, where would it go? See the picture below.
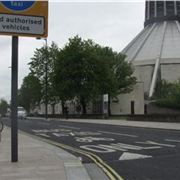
[155,79,180,110]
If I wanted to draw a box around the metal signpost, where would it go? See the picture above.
[103,94,109,118]
[0,1,48,162]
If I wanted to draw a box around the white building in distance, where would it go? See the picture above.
[122,0,180,98]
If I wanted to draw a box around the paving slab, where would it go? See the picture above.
[0,127,91,180]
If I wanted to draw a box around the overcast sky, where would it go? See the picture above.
[0,1,145,102]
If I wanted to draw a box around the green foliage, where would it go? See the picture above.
[0,99,9,117]
[113,54,136,95]
[155,98,180,109]
[29,42,60,105]
[27,36,136,114]
[155,79,180,109]
[54,36,136,113]
[18,74,42,113]
[154,79,174,99]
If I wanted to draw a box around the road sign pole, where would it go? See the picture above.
[45,39,48,120]
[11,36,18,162]
[0,0,48,162]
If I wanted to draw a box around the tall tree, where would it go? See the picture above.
[54,36,136,114]
[18,74,42,113]
[29,42,60,112]
[0,99,9,117]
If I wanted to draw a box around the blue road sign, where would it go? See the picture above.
[1,1,35,11]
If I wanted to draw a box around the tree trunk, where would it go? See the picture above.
[27,104,30,115]
[61,101,65,115]
[80,97,87,114]
[51,103,55,115]
[82,104,87,114]
[108,94,111,116]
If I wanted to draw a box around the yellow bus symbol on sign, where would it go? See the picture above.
[0,1,48,37]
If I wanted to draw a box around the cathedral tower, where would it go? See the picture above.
[122,1,180,97]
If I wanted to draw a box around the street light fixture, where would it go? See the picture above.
[36,38,48,120]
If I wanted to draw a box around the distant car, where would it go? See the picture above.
[5,108,11,117]
[18,107,27,119]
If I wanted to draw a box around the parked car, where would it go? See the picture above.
[18,107,27,119]
[5,108,11,117]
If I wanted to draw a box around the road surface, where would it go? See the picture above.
[3,117,180,180]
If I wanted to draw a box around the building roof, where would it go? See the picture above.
[122,20,180,66]
[122,1,180,97]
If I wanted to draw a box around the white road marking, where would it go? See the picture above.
[75,137,114,143]
[58,125,80,130]
[111,143,143,150]
[98,144,127,152]
[80,142,160,153]
[32,129,64,133]
[32,129,50,133]
[136,141,175,147]
[143,146,161,150]
[52,133,69,137]
[73,132,102,136]
[98,131,138,138]
[80,145,116,153]
[70,132,75,136]
[165,139,180,143]
[119,152,152,161]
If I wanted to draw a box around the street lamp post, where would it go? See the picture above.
[37,38,48,120]
[45,39,48,120]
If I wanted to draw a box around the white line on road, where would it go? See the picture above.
[165,139,180,143]
[119,152,152,161]
[58,125,80,130]
[143,146,161,150]
[70,132,75,136]
[98,131,138,138]
[136,141,175,147]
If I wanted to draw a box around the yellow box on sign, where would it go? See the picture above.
[0,1,48,37]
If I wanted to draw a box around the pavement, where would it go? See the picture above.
[1,117,180,180]
[0,126,91,180]
[51,118,180,131]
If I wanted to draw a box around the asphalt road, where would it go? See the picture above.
[3,117,180,180]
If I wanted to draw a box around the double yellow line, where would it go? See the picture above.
[20,129,124,180]
[36,136,124,180]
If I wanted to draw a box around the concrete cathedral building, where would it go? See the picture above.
[36,1,180,115]
[122,0,180,98]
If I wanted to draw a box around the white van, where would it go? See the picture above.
[18,107,27,119]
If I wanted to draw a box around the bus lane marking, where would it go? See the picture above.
[80,145,116,153]
[165,139,180,143]
[52,133,69,137]
[98,130,138,138]
[32,128,71,133]
[75,136,114,143]
[119,152,152,161]
[24,132,124,180]
[32,129,102,138]
[136,141,175,147]
[80,142,163,153]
